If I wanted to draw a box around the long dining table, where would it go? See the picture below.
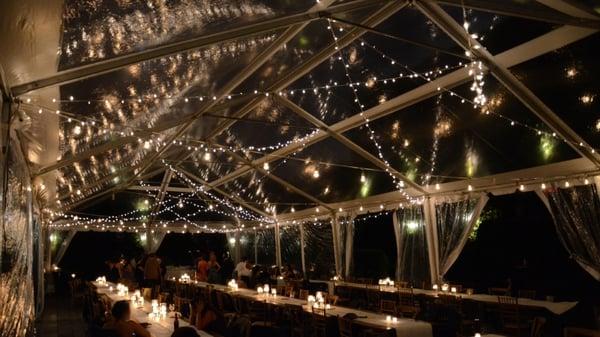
[322,280,578,316]
[185,281,433,337]
[92,281,213,337]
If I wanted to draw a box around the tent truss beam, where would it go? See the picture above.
[202,23,596,197]
[536,0,599,19]
[276,95,426,194]
[416,0,600,168]
[9,0,388,96]
[225,150,333,212]
[175,165,274,220]
[202,1,409,141]
[438,0,600,28]
[110,0,348,202]
[148,170,173,225]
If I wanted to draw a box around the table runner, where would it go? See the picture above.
[190,281,433,337]
[327,281,577,315]
[93,282,212,337]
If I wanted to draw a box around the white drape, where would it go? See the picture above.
[435,194,489,279]
[536,185,600,281]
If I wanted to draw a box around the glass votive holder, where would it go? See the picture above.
[386,315,391,322]
[392,317,398,323]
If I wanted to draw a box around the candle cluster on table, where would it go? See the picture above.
[385,315,399,324]
[227,279,239,291]
[433,283,459,295]
[114,283,129,296]
[257,284,273,296]
[178,273,191,283]
[308,291,331,310]
[378,277,395,289]
[95,276,107,285]
[148,300,168,321]
[130,290,144,308]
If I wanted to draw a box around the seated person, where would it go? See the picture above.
[171,327,200,337]
[103,300,151,337]
[194,300,226,333]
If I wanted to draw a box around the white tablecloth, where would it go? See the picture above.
[191,282,433,337]
[93,282,212,337]
[328,281,578,315]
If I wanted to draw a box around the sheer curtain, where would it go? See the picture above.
[393,205,430,287]
[333,215,355,278]
[540,184,600,281]
[435,194,488,279]
[303,221,335,280]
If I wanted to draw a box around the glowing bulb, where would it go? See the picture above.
[73,125,82,135]
[584,178,590,185]
[468,185,473,191]
[312,170,320,179]
[519,184,525,191]
[541,183,546,190]
[203,152,212,161]
[263,162,270,171]
[564,181,570,187]
[435,183,440,190]
[360,172,366,183]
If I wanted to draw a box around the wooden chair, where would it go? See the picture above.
[498,296,529,337]
[530,316,546,337]
[285,304,306,337]
[396,281,409,289]
[338,315,354,337]
[299,289,309,300]
[309,307,328,337]
[286,285,296,298]
[564,327,600,337]
[327,294,339,305]
[366,288,381,312]
[277,285,287,296]
[518,289,537,299]
[396,288,418,318]
[489,287,510,296]
[380,299,397,316]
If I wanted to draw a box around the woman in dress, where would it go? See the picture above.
[206,251,221,284]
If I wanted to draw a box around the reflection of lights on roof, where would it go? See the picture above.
[566,67,578,78]
[580,94,594,104]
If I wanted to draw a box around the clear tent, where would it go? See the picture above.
[1,1,599,336]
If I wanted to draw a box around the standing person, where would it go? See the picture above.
[207,251,221,284]
[234,257,253,288]
[196,255,208,282]
[221,252,234,283]
[119,258,136,287]
[144,253,161,298]
[103,300,151,337]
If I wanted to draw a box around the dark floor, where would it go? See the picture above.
[34,294,87,337]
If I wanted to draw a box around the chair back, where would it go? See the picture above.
[338,315,354,337]
[530,316,546,337]
[299,289,309,300]
[489,287,510,296]
[519,289,536,299]
[498,296,523,336]
[379,299,397,315]
[142,287,152,300]
[327,294,339,305]
[310,308,328,337]
[398,288,415,307]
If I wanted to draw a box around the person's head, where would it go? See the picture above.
[209,251,217,261]
[111,300,131,321]
[171,327,200,337]
[241,256,248,263]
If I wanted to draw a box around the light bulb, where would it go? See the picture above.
[263,162,270,171]
[360,172,366,183]
[313,170,320,178]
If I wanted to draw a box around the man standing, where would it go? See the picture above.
[144,253,161,298]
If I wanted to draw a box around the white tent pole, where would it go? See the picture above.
[254,229,259,265]
[392,211,402,282]
[331,214,342,276]
[423,198,439,285]
[344,213,356,278]
[275,222,282,268]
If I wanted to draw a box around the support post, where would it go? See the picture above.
[331,214,342,276]
[254,229,258,265]
[274,222,282,268]
[299,222,307,276]
[423,197,440,285]
[344,213,356,279]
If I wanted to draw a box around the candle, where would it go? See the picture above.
[451,287,457,293]
[432,284,438,291]
[325,304,331,309]
[442,283,449,292]
[392,317,398,323]
[257,287,263,294]
[263,284,270,293]
[271,289,277,296]
[475,334,481,337]
[386,315,391,322]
